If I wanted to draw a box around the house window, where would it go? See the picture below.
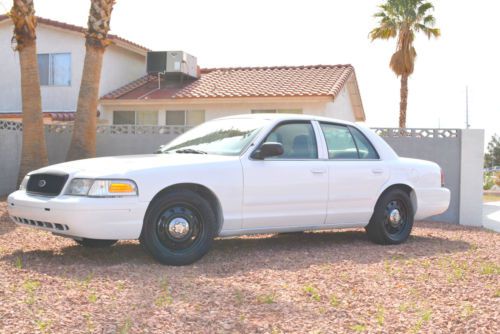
[38,53,71,86]
[113,111,135,125]
[113,111,158,125]
[251,109,302,114]
[166,110,186,125]
[136,111,158,125]
[166,110,205,126]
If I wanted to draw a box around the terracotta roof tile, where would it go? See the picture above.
[0,15,149,52]
[101,64,355,100]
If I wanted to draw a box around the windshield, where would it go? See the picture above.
[159,118,269,156]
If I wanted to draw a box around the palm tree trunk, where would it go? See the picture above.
[18,38,48,184]
[66,45,104,161]
[399,74,408,128]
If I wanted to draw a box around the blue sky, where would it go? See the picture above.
[1,0,499,143]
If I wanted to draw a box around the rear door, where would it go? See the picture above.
[318,123,389,226]
[241,121,328,229]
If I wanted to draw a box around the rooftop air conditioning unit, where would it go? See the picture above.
[147,51,198,78]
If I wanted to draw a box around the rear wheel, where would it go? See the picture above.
[140,190,216,266]
[74,238,118,248]
[365,189,414,245]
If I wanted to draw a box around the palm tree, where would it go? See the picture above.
[66,0,115,161]
[8,0,48,185]
[370,0,440,128]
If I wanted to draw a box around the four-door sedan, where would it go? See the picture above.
[7,114,450,265]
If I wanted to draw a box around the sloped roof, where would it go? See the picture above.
[0,15,149,53]
[102,64,356,100]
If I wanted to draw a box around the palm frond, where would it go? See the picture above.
[370,25,397,40]
[423,15,436,26]
[389,46,416,76]
[8,0,37,51]
[417,2,434,17]
[86,0,116,48]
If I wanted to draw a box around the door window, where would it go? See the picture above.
[349,126,379,159]
[320,123,359,159]
[320,123,379,160]
[262,122,318,159]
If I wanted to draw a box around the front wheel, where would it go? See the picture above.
[140,190,216,266]
[365,189,414,245]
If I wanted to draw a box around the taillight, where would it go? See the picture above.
[440,168,445,187]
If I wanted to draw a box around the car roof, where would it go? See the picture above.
[218,113,357,126]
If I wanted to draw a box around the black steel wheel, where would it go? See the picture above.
[155,204,203,251]
[383,199,409,237]
[140,189,216,265]
[365,188,414,245]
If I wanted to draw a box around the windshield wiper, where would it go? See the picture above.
[175,148,207,154]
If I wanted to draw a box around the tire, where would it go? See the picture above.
[140,189,216,266]
[74,238,118,248]
[365,188,414,245]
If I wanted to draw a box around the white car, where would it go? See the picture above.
[7,114,450,265]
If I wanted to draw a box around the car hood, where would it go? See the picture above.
[30,154,239,178]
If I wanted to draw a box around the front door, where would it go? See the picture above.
[241,121,328,229]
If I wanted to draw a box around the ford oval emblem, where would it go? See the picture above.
[38,180,47,188]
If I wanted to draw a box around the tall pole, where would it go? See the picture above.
[465,86,469,128]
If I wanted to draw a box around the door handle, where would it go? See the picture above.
[372,168,384,174]
[311,169,326,174]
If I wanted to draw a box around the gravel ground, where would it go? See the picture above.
[0,201,499,334]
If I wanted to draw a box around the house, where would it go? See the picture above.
[0,16,365,126]
[99,64,366,127]
[0,16,148,123]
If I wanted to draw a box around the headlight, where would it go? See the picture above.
[66,178,138,197]
[19,175,30,190]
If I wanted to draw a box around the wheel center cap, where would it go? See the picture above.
[168,218,190,238]
[389,209,402,226]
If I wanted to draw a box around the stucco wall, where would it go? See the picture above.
[99,94,356,125]
[325,86,356,122]
[459,129,485,226]
[0,20,22,112]
[0,22,145,114]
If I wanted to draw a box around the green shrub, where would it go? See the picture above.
[484,174,494,190]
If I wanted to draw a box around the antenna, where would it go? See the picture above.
[465,86,470,129]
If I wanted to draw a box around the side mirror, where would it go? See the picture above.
[252,142,284,160]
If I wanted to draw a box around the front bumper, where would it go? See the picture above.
[7,190,149,240]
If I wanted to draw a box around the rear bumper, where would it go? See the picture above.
[414,187,451,220]
[7,190,149,240]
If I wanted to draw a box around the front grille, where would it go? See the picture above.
[27,173,68,196]
[12,216,69,231]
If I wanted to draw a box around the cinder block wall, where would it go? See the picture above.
[376,128,484,225]
[0,122,183,196]
[0,122,485,226]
